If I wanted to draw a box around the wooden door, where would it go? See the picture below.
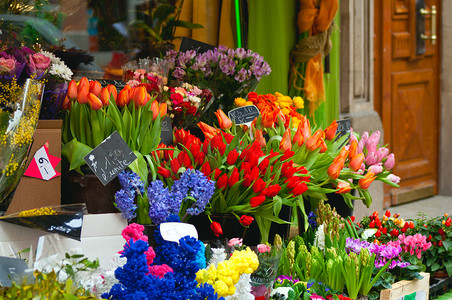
[374,0,441,207]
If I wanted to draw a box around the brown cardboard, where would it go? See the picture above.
[6,120,62,215]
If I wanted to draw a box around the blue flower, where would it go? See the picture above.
[114,189,137,222]
[147,180,175,225]
[308,211,317,229]
[118,170,145,196]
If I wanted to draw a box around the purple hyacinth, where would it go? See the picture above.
[148,180,174,225]
[308,211,317,229]
[114,189,137,222]
[118,170,145,196]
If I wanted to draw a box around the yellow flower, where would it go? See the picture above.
[18,207,57,217]
[293,96,304,109]
[281,108,291,116]
[213,281,229,297]
[245,101,254,106]
[234,97,247,107]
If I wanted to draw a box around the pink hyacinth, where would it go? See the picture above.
[121,223,148,242]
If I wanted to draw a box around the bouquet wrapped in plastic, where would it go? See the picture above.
[0,78,43,213]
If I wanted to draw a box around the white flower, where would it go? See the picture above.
[314,224,325,251]
[189,95,201,104]
[270,287,294,299]
[225,273,254,300]
[49,62,73,81]
[40,50,61,64]
[207,248,227,266]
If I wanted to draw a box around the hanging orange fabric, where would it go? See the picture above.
[296,0,338,115]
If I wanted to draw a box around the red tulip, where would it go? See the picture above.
[258,158,270,171]
[228,168,240,187]
[67,80,78,100]
[210,135,226,156]
[227,149,239,165]
[214,109,233,129]
[210,221,223,237]
[200,163,212,177]
[264,184,281,197]
[214,169,222,180]
[242,174,253,187]
[157,167,171,178]
[239,215,254,227]
[217,174,228,189]
[89,80,102,97]
[324,120,338,140]
[250,195,266,207]
[195,152,205,166]
[252,179,266,194]
[281,150,295,161]
[170,159,181,175]
[291,182,308,196]
[87,92,103,110]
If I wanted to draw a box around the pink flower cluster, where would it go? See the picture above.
[121,223,173,278]
[387,233,432,259]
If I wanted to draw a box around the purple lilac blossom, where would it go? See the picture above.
[114,189,137,222]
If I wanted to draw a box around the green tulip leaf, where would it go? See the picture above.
[62,139,93,172]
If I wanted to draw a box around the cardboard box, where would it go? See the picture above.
[6,120,62,215]
[380,272,430,300]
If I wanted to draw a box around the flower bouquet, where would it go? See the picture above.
[61,77,167,183]
[164,46,271,120]
[122,57,168,92]
[0,45,73,119]
[0,78,43,212]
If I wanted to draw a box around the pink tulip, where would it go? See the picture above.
[369,163,383,174]
[376,147,389,163]
[388,174,401,184]
[384,153,395,170]
[257,244,271,253]
[349,128,358,144]
[358,139,365,154]
[365,131,381,154]
[360,131,369,145]
[365,152,378,166]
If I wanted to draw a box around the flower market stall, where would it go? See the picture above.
[1,12,451,300]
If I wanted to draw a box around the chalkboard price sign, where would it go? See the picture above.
[228,105,260,125]
[83,131,137,186]
[160,116,173,146]
[93,79,127,89]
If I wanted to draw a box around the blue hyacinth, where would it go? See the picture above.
[114,189,137,222]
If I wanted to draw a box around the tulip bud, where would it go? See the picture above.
[279,128,292,152]
[157,166,171,178]
[117,89,130,107]
[89,80,102,97]
[349,153,365,172]
[77,84,89,104]
[67,80,78,100]
[387,174,401,184]
[210,221,223,237]
[87,92,103,110]
[239,215,254,227]
[250,195,266,207]
[358,172,376,189]
[151,101,159,120]
[376,147,389,163]
[106,84,117,101]
[365,131,381,154]
[336,181,352,194]
[214,109,233,130]
[324,120,338,140]
[368,164,383,174]
[384,153,395,170]
[100,87,110,106]
[62,95,71,110]
[159,102,167,118]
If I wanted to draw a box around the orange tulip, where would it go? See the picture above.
[293,126,304,147]
[324,120,338,140]
[87,92,103,110]
[67,80,78,100]
[348,140,358,160]
[62,95,71,110]
[327,160,343,180]
[78,77,89,87]
[358,171,376,189]
[132,86,148,107]
[299,116,311,140]
[336,181,352,194]
[159,102,167,118]
[100,87,110,106]
[306,129,325,151]
[254,129,266,148]
[106,84,117,102]
[214,109,233,130]
[279,128,292,152]
[89,80,102,97]
[261,109,279,128]
[117,89,130,107]
[198,122,221,140]
[151,101,159,120]
[349,152,365,172]
[77,83,89,104]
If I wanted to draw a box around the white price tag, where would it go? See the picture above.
[160,222,198,243]
[35,146,56,181]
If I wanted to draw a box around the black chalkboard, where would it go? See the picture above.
[0,256,29,287]
[84,131,137,186]
[336,118,352,138]
[160,116,173,146]
[228,105,260,125]
[179,37,216,53]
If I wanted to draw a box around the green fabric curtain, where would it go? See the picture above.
[247,0,340,127]
[247,0,298,96]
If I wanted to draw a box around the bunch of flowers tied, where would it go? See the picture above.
[164,46,271,114]
[61,77,166,181]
